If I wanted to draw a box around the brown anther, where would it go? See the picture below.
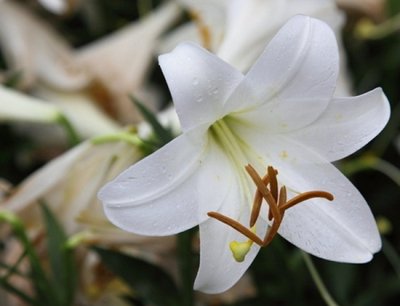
[268,166,278,202]
[207,211,263,246]
[250,171,276,227]
[277,186,287,210]
[208,164,335,248]
[245,165,280,226]
[279,191,334,212]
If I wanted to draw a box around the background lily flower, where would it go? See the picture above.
[336,0,386,21]
[75,1,181,123]
[99,15,390,293]
[0,85,61,124]
[0,138,138,236]
[32,86,121,139]
[0,0,90,91]
[0,85,121,150]
[37,0,81,15]
[160,0,352,96]
[0,0,180,125]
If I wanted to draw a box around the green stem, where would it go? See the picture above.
[382,237,400,280]
[356,13,400,40]
[342,155,400,187]
[177,229,194,306]
[370,158,400,187]
[301,251,341,306]
[56,114,80,147]
[370,103,400,156]
[91,131,143,147]
[137,0,153,17]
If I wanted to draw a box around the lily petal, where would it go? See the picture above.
[218,0,344,72]
[289,88,390,161]
[0,85,60,123]
[194,182,267,293]
[277,160,381,262]
[76,2,180,123]
[237,130,381,262]
[34,86,121,138]
[38,0,76,15]
[99,128,234,236]
[1,142,90,213]
[159,42,243,132]
[225,15,338,131]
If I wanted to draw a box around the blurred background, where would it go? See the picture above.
[0,0,399,305]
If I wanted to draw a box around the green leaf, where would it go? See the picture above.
[2,71,23,88]
[93,247,180,306]
[0,276,40,306]
[177,229,196,306]
[387,0,400,16]
[40,203,76,306]
[132,97,175,146]
[0,211,51,305]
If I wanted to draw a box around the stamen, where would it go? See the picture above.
[208,164,334,263]
[279,191,334,212]
[245,165,280,224]
[207,211,263,245]
[250,168,278,227]
[278,186,287,207]
[250,190,263,228]
[268,166,278,202]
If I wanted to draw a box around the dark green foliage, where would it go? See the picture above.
[93,247,180,306]
[0,204,76,306]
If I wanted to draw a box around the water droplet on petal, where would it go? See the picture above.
[192,77,199,86]
[196,96,203,103]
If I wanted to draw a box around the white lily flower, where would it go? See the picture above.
[99,15,390,293]
[38,0,80,15]
[38,0,68,14]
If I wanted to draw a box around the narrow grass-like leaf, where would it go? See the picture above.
[1,249,28,281]
[94,247,180,306]
[0,276,40,306]
[0,211,53,305]
[132,97,174,145]
[40,202,76,306]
